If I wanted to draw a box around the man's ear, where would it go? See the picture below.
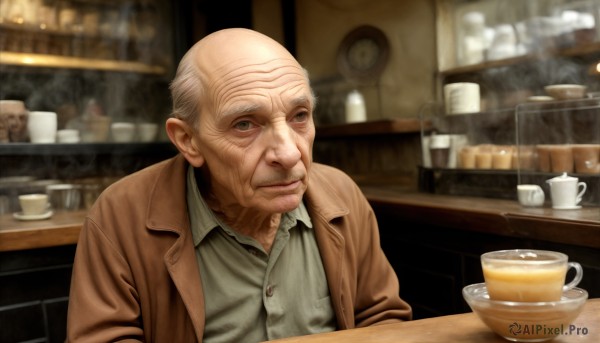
[165,118,205,167]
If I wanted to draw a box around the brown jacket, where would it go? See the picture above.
[66,154,411,342]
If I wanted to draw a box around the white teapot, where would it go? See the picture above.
[546,173,587,209]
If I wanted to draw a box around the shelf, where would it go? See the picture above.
[0,141,177,156]
[316,118,433,138]
[439,42,600,78]
[1,21,102,40]
[0,51,166,75]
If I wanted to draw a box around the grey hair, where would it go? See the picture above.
[302,68,318,110]
[169,49,204,127]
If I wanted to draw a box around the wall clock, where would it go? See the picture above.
[337,25,390,84]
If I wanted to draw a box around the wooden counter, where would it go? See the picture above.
[0,210,86,251]
[1,188,599,251]
[264,298,600,343]
[361,186,600,249]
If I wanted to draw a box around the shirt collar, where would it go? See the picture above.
[185,165,312,247]
[186,165,222,246]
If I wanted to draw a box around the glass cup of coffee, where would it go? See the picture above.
[481,249,583,302]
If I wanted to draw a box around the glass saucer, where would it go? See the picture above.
[463,283,588,342]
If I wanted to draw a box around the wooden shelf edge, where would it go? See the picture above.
[316,118,433,138]
[0,141,177,156]
[0,51,166,75]
[439,42,600,77]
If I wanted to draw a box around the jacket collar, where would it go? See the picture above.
[305,164,349,222]
[146,154,190,234]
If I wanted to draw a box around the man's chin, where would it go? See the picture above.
[261,194,303,213]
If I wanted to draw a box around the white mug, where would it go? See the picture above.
[546,173,587,209]
[19,194,49,215]
[57,129,80,143]
[28,111,57,143]
[517,184,545,207]
[444,82,480,115]
[111,122,136,143]
[137,123,158,142]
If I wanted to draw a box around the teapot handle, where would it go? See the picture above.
[575,182,587,205]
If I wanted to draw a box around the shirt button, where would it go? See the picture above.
[249,249,257,256]
[266,285,274,297]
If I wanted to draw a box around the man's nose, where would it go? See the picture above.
[266,122,301,169]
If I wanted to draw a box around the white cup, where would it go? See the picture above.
[137,123,158,142]
[517,184,545,207]
[28,111,57,143]
[111,122,136,143]
[18,194,49,215]
[57,129,80,143]
[444,82,480,115]
[546,173,587,209]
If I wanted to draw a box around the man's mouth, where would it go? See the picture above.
[261,179,302,191]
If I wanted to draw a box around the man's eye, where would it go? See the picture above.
[292,111,308,122]
[233,120,253,131]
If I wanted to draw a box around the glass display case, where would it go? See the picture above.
[418,97,600,206]
[437,0,600,71]
[0,0,175,131]
[515,98,599,205]
[0,0,183,214]
[419,0,600,206]
[436,0,600,113]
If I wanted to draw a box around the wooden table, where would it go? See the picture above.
[265,298,599,343]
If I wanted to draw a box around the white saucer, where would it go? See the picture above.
[13,210,53,221]
[552,205,582,210]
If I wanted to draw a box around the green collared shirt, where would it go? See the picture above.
[186,166,336,343]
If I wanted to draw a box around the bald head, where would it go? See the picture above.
[195,28,298,73]
[170,29,308,126]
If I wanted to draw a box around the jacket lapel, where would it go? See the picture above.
[164,233,206,340]
[146,155,206,340]
[305,165,350,329]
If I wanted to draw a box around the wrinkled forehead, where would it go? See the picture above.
[214,59,312,110]
[211,57,307,86]
[197,53,311,104]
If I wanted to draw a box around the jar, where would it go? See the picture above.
[345,90,366,123]
[0,100,28,142]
